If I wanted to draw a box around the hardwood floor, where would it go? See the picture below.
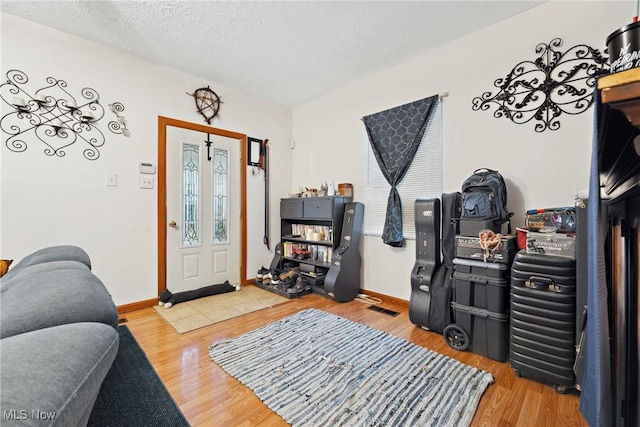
[120,289,587,426]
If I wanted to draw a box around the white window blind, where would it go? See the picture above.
[363,100,443,239]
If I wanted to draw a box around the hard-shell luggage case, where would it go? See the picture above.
[509,251,576,393]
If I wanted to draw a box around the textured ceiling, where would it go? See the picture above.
[1,1,544,109]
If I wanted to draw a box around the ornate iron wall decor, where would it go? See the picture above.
[472,38,608,132]
[108,102,131,137]
[187,86,222,124]
[1,69,127,160]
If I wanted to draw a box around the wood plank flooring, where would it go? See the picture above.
[120,288,587,427]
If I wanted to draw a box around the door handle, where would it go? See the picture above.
[168,220,177,227]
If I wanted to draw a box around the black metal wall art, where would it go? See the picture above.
[1,69,126,160]
[472,38,608,132]
[108,102,131,137]
[187,86,222,124]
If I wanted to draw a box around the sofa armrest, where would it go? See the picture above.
[1,266,118,339]
[0,323,119,427]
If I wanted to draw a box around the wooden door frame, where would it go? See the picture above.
[157,116,248,297]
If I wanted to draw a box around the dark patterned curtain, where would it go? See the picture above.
[362,95,438,247]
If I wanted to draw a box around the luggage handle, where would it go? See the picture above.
[525,275,561,292]
[451,302,491,318]
[467,274,489,284]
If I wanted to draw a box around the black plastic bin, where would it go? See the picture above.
[453,258,510,313]
[445,302,509,362]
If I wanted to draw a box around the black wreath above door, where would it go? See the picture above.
[472,38,608,132]
[187,86,222,125]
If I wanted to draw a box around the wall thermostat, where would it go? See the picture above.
[138,162,156,174]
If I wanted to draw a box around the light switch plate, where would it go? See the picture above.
[107,173,117,186]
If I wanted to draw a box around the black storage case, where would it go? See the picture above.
[455,234,518,264]
[409,198,442,330]
[453,258,510,313]
[445,258,510,361]
[509,250,577,392]
[450,303,509,362]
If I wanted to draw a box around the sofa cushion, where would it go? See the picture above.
[0,260,90,293]
[0,265,118,339]
[0,323,119,427]
[1,246,92,285]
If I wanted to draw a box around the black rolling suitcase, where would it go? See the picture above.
[510,251,576,393]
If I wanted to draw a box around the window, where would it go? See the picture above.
[363,100,443,239]
[212,147,229,244]
[182,143,200,246]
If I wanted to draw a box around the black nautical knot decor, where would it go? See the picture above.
[0,69,127,160]
[187,86,222,124]
[472,38,608,132]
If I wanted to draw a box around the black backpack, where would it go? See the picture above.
[460,168,512,234]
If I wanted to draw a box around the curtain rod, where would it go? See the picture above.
[439,92,449,101]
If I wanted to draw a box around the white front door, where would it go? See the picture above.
[166,127,240,292]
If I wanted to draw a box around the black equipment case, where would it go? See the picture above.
[453,258,510,313]
[444,258,511,362]
[509,250,577,393]
[325,202,364,302]
[455,234,518,264]
[409,198,442,330]
[449,302,509,361]
[410,193,461,333]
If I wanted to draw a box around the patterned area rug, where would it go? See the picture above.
[154,285,290,334]
[209,308,494,426]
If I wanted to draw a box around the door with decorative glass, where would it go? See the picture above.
[166,128,240,292]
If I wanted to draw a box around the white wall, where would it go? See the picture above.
[2,2,632,305]
[292,1,631,300]
[0,13,292,305]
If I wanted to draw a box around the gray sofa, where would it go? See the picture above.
[0,246,120,426]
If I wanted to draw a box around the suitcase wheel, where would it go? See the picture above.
[513,369,522,377]
[443,323,469,351]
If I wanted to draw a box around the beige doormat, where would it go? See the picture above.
[153,285,290,334]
